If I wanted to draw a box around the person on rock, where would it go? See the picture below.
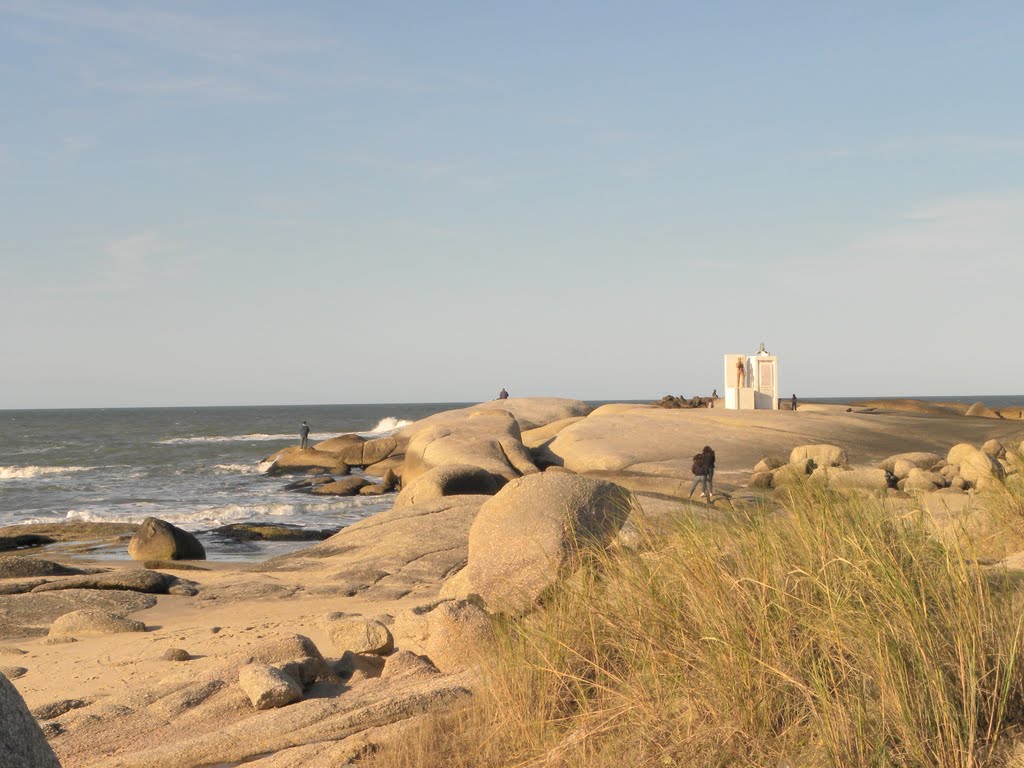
[299,421,310,449]
[498,388,509,400]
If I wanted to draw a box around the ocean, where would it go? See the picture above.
[0,403,465,561]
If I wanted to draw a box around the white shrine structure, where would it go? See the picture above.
[724,343,779,410]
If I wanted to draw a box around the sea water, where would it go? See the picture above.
[0,403,465,560]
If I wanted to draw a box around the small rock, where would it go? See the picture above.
[162,648,191,662]
[49,609,146,638]
[310,477,369,496]
[321,616,393,655]
[753,457,784,473]
[31,698,89,720]
[381,650,439,680]
[0,666,28,679]
[238,664,303,710]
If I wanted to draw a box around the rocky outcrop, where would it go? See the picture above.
[521,417,586,449]
[394,598,494,673]
[0,558,87,579]
[948,443,1005,485]
[128,518,206,562]
[393,464,505,509]
[877,452,944,475]
[965,401,1001,419]
[30,569,197,596]
[466,474,632,615]
[258,496,488,599]
[652,394,711,409]
[262,446,349,476]
[321,615,393,656]
[402,409,538,487]
[0,672,62,768]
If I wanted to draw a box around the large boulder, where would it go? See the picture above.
[789,444,848,468]
[128,518,205,561]
[321,615,393,655]
[0,672,62,767]
[313,434,364,453]
[948,443,1005,485]
[394,598,495,673]
[825,468,890,491]
[904,468,947,493]
[466,474,632,614]
[402,409,538,487]
[393,464,505,509]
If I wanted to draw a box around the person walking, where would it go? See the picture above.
[688,446,715,502]
[791,393,798,412]
[299,421,310,449]
[703,445,716,495]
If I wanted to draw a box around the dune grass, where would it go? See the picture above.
[363,481,1024,768]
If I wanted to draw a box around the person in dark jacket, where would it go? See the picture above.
[688,445,716,501]
[791,393,798,412]
[299,421,310,449]
[498,388,509,400]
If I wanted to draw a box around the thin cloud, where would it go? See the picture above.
[825,135,1024,158]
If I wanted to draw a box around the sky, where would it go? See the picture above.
[1,1,1022,408]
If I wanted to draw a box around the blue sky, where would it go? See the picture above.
[1,2,1022,408]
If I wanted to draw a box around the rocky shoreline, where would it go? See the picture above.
[2,396,1023,767]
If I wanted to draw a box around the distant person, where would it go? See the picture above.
[688,445,716,501]
[498,388,509,400]
[791,393,798,412]
[712,389,718,399]
[299,421,310,449]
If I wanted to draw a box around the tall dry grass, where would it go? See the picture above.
[364,481,1024,768]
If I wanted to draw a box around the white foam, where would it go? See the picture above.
[0,465,91,480]
[157,432,333,445]
[213,463,265,475]
[358,417,413,436]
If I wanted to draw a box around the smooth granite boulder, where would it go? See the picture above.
[262,446,349,475]
[466,473,632,615]
[238,663,303,710]
[402,409,538,487]
[948,443,1005,485]
[789,444,848,468]
[128,518,206,562]
[965,402,1000,419]
[393,464,505,509]
[0,672,62,768]
[49,608,147,638]
[878,452,943,475]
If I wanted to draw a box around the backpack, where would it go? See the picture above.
[691,453,705,475]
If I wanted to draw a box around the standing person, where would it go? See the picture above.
[791,394,798,412]
[498,388,509,400]
[703,445,716,495]
[299,421,310,449]
[688,448,710,501]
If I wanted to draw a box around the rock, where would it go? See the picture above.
[772,461,813,486]
[259,496,487,598]
[749,471,774,489]
[951,475,967,490]
[238,663,303,710]
[998,406,1024,420]
[49,608,147,637]
[393,464,505,509]
[0,672,62,768]
[31,697,89,720]
[965,401,1000,419]
[162,648,191,661]
[877,452,944,474]
[231,634,328,687]
[789,444,848,468]
[211,523,338,542]
[321,615,393,655]
[438,567,474,601]
[30,569,192,594]
[521,417,586,449]
[364,456,404,481]
[395,599,494,673]
[381,650,439,680]
[466,473,632,615]
[0,557,87,579]
[753,457,785,473]
[263,446,349,476]
[402,409,538,487]
[948,443,1005,484]
[313,434,365,453]
[334,650,386,682]
[282,474,340,490]
[904,468,946,493]
[358,484,391,496]
[981,439,1007,459]
[382,468,399,490]
[825,468,890,491]
[0,589,155,640]
[0,665,27,679]
[128,518,206,561]
[310,477,369,496]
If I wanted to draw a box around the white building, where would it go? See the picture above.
[724,343,778,410]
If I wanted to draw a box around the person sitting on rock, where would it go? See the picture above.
[299,421,310,449]
[498,388,509,400]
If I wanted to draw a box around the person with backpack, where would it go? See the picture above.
[689,445,716,501]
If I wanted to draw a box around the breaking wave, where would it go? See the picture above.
[0,465,92,480]
[157,432,334,445]
[359,417,412,436]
